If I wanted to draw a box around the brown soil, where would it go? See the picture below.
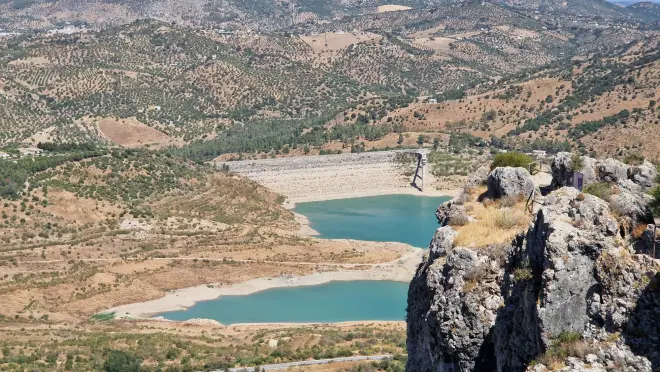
[96,117,181,148]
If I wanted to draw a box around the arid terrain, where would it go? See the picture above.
[0,149,416,370]
[0,0,659,370]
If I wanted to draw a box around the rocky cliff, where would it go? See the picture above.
[407,156,660,372]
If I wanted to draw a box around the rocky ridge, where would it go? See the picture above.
[407,155,660,372]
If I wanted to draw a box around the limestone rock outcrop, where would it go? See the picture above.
[551,152,657,192]
[550,152,598,189]
[487,167,539,199]
[465,165,490,191]
[597,158,629,183]
[407,227,505,372]
[628,161,659,190]
[407,158,660,372]
[435,198,469,227]
[550,153,655,226]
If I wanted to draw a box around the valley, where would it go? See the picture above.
[0,0,659,371]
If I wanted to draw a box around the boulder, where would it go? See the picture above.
[428,226,458,259]
[550,152,598,189]
[628,161,658,190]
[608,182,654,224]
[464,165,490,191]
[487,167,539,199]
[435,198,468,227]
[597,158,629,183]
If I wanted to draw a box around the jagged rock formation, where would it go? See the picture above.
[407,156,660,372]
[435,199,469,227]
[550,153,655,227]
[551,152,657,192]
[408,227,504,371]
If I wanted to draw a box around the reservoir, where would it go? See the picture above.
[158,194,448,324]
[158,280,409,324]
[294,194,450,248]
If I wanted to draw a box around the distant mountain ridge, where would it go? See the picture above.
[0,0,657,32]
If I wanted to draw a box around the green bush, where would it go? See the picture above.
[584,182,614,201]
[570,153,584,172]
[513,267,532,282]
[650,186,660,217]
[490,152,533,170]
[90,312,115,321]
[103,350,141,372]
[623,153,645,166]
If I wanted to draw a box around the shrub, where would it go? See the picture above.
[103,350,141,372]
[570,153,584,172]
[513,258,532,282]
[90,312,115,321]
[535,331,595,367]
[650,186,660,217]
[623,153,645,166]
[490,152,533,170]
[513,267,532,282]
[584,182,614,201]
[495,208,525,229]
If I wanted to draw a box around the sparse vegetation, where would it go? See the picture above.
[570,153,584,172]
[513,259,533,282]
[490,152,533,170]
[584,182,615,201]
[452,187,530,247]
[533,331,596,368]
[495,208,526,229]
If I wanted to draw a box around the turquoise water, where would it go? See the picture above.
[159,280,409,324]
[294,194,450,248]
[159,194,448,324]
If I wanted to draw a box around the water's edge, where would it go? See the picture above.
[106,194,449,324]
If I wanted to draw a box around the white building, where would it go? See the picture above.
[18,148,44,156]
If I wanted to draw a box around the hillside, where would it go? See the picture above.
[0,5,655,156]
[0,147,415,370]
[0,0,649,32]
[323,37,660,162]
[627,1,660,20]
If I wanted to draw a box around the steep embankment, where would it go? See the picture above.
[220,151,455,203]
[406,154,660,371]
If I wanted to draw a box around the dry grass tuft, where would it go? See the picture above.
[495,208,526,229]
[534,332,598,369]
[482,197,497,208]
[498,195,520,208]
[453,195,531,247]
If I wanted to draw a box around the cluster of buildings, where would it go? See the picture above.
[0,147,45,159]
